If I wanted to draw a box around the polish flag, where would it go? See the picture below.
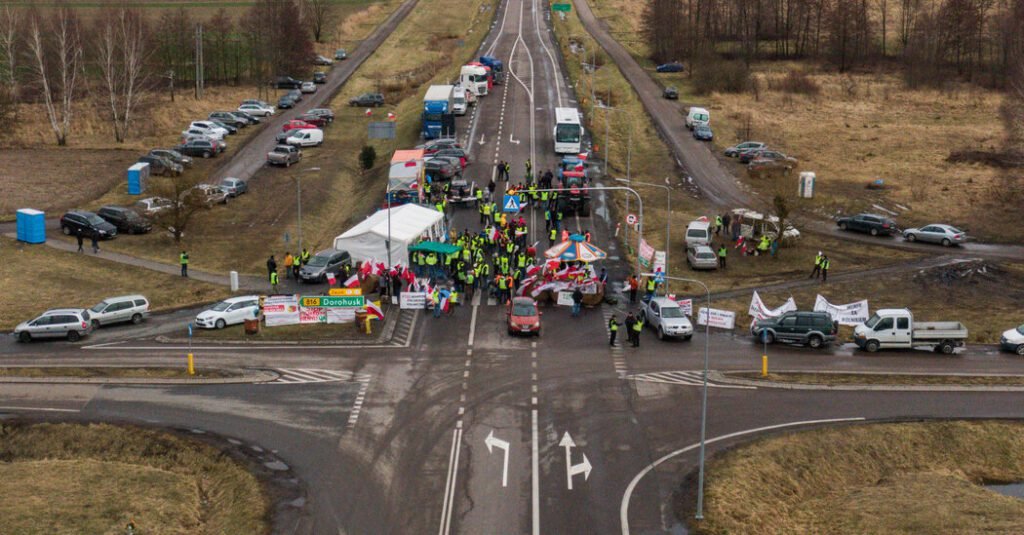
[387,112,396,120]
[365,108,373,117]
[344,274,360,288]
[366,300,384,320]
[526,265,542,277]
[326,273,337,286]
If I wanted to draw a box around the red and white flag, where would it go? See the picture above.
[343,274,360,288]
[366,300,384,320]
[365,108,373,117]
[326,273,337,286]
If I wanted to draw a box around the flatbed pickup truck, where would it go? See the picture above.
[853,308,968,354]
[446,179,479,207]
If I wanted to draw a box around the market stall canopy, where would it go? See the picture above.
[391,149,425,163]
[409,241,462,255]
[333,204,445,267]
[544,234,607,262]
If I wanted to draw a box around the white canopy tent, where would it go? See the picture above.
[333,204,446,267]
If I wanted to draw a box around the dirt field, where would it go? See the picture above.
[683,421,1024,534]
[711,259,1024,343]
[0,422,268,534]
[0,236,229,330]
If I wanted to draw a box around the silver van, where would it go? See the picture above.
[299,248,352,283]
[88,295,150,328]
[14,309,93,342]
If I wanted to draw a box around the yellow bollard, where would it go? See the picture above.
[364,317,372,334]
[187,353,195,376]
[761,355,768,377]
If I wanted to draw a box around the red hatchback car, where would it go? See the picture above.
[297,113,328,127]
[282,119,317,132]
[507,297,541,336]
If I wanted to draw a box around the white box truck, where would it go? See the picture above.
[853,308,968,354]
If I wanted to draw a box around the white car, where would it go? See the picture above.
[194,296,260,329]
[301,81,317,94]
[238,103,274,117]
[640,297,694,341]
[1001,324,1024,356]
[182,127,224,141]
[285,128,324,147]
[88,295,149,328]
[188,120,229,137]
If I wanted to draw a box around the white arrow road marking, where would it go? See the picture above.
[559,431,592,490]
[485,429,511,487]
[478,133,486,145]
[509,133,520,144]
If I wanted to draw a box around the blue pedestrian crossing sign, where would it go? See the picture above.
[654,271,665,283]
[502,194,520,213]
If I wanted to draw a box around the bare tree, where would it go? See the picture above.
[0,3,20,101]
[95,7,149,143]
[152,174,209,243]
[26,6,82,146]
[302,0,334,43]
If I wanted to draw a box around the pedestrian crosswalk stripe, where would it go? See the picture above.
[628,370,755,389]
[267,368,371,385]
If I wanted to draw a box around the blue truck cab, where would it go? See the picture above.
[422,85,456,140]
[479,55,504,84]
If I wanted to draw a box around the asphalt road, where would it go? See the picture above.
[2,0,1024,534]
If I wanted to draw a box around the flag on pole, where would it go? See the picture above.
[343,274,360,288]
[366,300,384,320]
[365,108,373,117]
[326,273,337,286]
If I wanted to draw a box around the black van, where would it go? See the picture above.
[751,311,838,349]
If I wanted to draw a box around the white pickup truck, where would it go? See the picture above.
[853,308,968,354]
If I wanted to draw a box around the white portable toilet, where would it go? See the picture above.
[798,172,816,198]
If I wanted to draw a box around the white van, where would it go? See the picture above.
[685,220,712,248]
[286,128,324,147]
[685,107,710,130]
[452,89,468,116]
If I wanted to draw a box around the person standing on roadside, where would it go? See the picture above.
[632,313,644,347]
[283,252,294,280]
[495,161,504,182]
[571,286,583,317]
[810,251,823,279]
[624,312,636,347]
[270,269,279,293]
[821,255,831,282]
[76,229,84,253]
[267,255,277,279]
[91,233,100,254]
[628,274,639,304]
[503,161,511,182]
[718,244,728,269]
[608,315,619,346]
[180,250,189,277]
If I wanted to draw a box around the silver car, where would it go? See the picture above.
[88,295,149,328]
[639,297,694,341]
[220,177,248,197]
[903,224,966,246]
[14,308,92,342]
[686,245,719,270]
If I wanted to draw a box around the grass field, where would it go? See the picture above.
[0,367,238,379]
[0,236,229,330]
[0,422,268,534]
[684,421,1024,534]
[730,371,1024,386]
[194,321,370,340]
[710,260,1024,344]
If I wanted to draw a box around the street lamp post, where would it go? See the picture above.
[617,178,671,292]
[640,273,712,520]
[386,183,393,268]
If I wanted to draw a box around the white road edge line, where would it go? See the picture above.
[619,417,866,534]
[0,406,80,413]
[439,427,460,535]
[531,408,540,535]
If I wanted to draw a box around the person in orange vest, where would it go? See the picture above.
[283,252,294,279]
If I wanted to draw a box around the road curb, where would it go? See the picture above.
[712,370,1024,392]
[0,367,280,385]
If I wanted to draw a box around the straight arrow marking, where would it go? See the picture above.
[560,431,592,490]
[485,429,511,487]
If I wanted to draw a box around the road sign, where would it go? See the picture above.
[368,121,396,139]
[552,3,571,11]
[301,295,365,307]
[654,271,665,284]
[502,194,521,213]
[329,288,362,297]
[626,214,637,225]
[187,323,192,337]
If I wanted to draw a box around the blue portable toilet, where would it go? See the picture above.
[127,162,149,195]
[15,208,45,244]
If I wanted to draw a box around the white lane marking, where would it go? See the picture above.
[531,408,540,535]
[531,0,563,106]
[439,427,462,535]
[628,371,756,390]
[619,417,866,534]
[484,429,511,487]
[79,341,125,349]
[0,406,80,413]
[467,293,480,346]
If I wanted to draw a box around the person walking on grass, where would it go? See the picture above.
[810,251,823,279]
[76,230,84,253]
[180,250,189,277]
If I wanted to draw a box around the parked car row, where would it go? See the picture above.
[722,140,799,177]
[836,213,968,246]
[13,295,150,342]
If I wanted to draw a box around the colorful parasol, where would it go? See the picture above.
[543,234,607,263]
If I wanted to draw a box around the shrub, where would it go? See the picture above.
[359,145,377,171]
[692,55,751,95]
[778,70,821,95]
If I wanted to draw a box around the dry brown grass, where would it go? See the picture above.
[0,422,268,535]
[731,371,1024,386]
[0,367,237,379]
[194,321,368,341]
[688,421,1024,534]
[711,261,1024,343]
[0,236,230,330]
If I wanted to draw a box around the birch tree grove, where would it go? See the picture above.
[0,3,19,103]
[95,7,149,143]
[27,7,82,146]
